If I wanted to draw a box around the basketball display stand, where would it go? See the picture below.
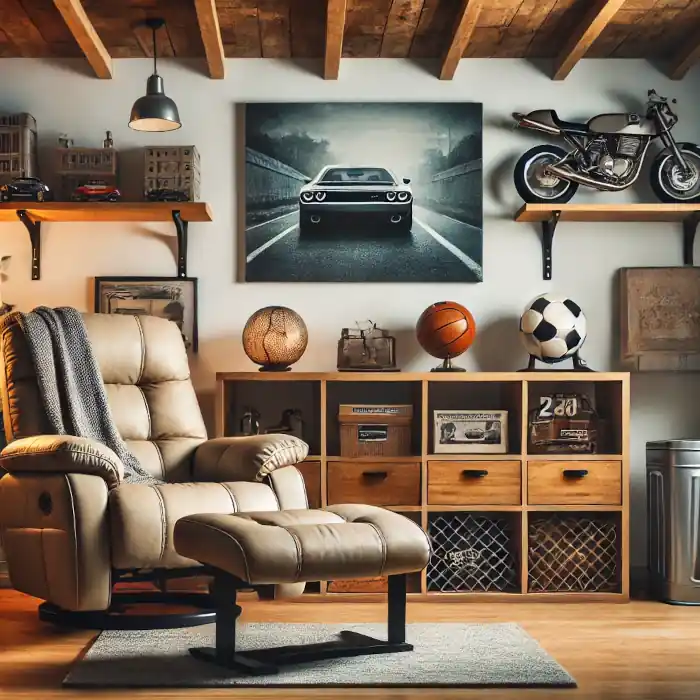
[431,356,467,372]
[521,351,594,372]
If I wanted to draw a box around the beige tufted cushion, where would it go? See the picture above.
[0,312,208,483]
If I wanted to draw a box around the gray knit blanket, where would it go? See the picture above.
[16,307,159,485]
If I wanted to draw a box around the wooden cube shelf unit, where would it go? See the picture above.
[216,371,630,602]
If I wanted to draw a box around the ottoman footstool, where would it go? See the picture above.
[174,504,431,675]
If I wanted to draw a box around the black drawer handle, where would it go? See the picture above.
[563,469,589,479]
[362,470,388,479]
[462,469,488,478]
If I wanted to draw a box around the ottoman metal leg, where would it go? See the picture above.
[189,572,413,676]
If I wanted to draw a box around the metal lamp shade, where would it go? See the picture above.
[129,75,181,132]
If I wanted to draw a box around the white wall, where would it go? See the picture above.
[2,57,700,564]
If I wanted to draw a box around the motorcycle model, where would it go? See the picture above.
[512,90,700,204]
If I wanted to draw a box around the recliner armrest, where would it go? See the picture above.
[193,435,309,483]
[0,435,124,489]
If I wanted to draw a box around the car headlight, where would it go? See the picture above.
[397,191,410,202]
[0,185,7,191]
[386,191,397,201]
[301,191,314,202]
[314,191,326,201]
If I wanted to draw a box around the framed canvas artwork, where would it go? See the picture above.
[243,102,483,283]
[94,276,198,352]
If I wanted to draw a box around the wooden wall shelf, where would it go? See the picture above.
[216,371,631,603]
[0,202,212,279]
[515,203,700,280]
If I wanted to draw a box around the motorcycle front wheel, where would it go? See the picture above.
[651,143,700,203]
[513,145,579,204]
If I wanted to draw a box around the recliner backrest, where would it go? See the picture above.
[0,312,207,482]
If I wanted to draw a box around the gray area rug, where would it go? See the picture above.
[63,622,576,688]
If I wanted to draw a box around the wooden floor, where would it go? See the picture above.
[1,589,699,699]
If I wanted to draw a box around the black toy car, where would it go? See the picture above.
[0,177,52,202]
[146,188,189,202]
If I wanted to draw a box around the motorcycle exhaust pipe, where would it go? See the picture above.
[310,215,321,224]
[545,164,630,192]
[512,112,561,135]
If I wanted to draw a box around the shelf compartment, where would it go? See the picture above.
[222,379,321,454]
[427,511,520,593]
[297,461,321,509]
[428,379,522,454]
[526,379,623,456]
[527,511,621,594]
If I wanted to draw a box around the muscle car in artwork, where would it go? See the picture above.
[298,165,413,236]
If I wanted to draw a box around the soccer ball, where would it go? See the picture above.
[519,294,587,364]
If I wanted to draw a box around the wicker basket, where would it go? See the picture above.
[427,513,519,592]
[528,514,620,593]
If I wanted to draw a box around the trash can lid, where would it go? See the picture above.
[647,439,700,451]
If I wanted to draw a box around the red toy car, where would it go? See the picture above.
[72,180,121,202]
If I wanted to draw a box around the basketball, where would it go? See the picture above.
[242,306,308,371]
[416,301,476,360]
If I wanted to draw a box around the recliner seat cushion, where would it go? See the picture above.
[173,505,432,584]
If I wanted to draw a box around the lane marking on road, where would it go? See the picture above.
[414,217,482,277]
[419,208,481,232]
[245,210,297,231]
[246,223,298,263]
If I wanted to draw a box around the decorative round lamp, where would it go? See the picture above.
[129,18,181,133]
[416,301,476,372]
[242,306,308,372]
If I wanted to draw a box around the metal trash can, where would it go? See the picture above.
[647,440,700,605]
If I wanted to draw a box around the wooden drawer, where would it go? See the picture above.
[327,461,420,506]
[297,461,322,509]
[528,461,622,505]
[428,461,521,505]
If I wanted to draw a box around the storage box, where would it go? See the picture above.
[144,145,200,200]
[0,113,38,184]
[434,410,508,454]
[338,404,412,457]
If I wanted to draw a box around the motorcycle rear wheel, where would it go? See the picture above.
[514,145,579,204]
[651,143,700,203]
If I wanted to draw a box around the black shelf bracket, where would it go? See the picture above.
[16,210,41,280]
[541,210,561,280]
[683,213,700,266]
[172,210,188,278]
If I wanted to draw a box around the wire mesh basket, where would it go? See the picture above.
[427,513,519,592]
[528,514,620,593]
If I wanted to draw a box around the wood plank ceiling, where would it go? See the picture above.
[1,0,699,80]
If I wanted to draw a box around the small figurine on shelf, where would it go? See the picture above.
[103,131,114,149]
[58,133,73,148]
[264,408,304,440]
[71,180,121,202]
[239,407,261,436]
[337,320,398,371]
[0,177,52,202]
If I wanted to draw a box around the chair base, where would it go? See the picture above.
[38,591,216,630]
[189,571,411,675]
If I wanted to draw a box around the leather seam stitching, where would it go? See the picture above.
[394,510,433,558]
[220,483,239,513]
[152,441,166,481]
[265,475,282,510]
[279,526,303,581]
[367,522,387,577]
[183,521,252,583]
[151,485,167,562]
[64,474,80,609]
[134,315,146,384]
[137,386,152,440]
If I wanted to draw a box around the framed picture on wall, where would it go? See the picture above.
[94,276,198,352]
[242,102,483,284]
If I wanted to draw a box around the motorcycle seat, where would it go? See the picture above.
[550,111,589,134]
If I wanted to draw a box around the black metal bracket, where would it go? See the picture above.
[541,210,561,280]
[16,210,41,280]
[682,213,700,266]
[172,210,188,278]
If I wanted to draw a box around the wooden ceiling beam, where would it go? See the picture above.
[52,0,112,78]
[194,0,225,79]
[439,0,482,81]
[668,31,700,80]
[325,0,347,80]
[553,0,626,80]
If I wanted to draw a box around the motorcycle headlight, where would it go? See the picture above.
[301,191,314,202]
[386,191,397,201]
[397,191,410,202]
[314,191,326,201]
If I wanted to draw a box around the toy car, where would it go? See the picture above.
[146,188,189,202]
[71,180,121,202]
[0,177,52,202]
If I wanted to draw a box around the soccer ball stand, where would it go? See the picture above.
[518,293,594,372]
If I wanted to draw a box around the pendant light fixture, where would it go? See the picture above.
[129,18,181,132]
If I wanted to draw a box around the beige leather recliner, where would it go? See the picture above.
[0,312,310,627]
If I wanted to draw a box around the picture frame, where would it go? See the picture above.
[94,276,198,352]
[433,410,508,454]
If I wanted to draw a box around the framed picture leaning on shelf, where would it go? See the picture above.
[94,276,198,352]
[434,410,508,454]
